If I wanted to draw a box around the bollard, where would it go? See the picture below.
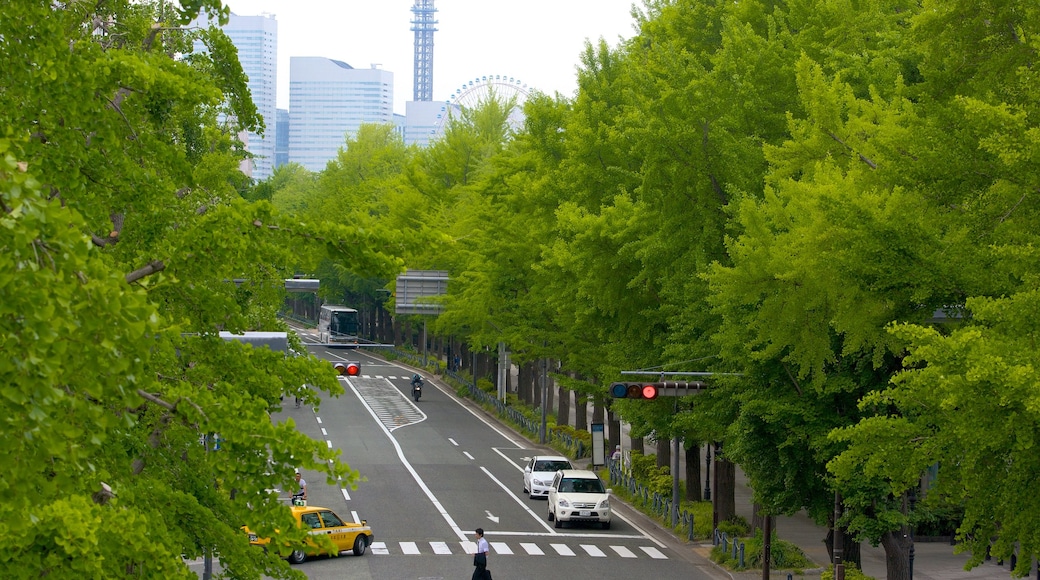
[732,539,738,560]
[739,542,745,567]
[687,514,694,541]
[788,573,794,580]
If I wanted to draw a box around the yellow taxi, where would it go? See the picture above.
[246,505,374,564]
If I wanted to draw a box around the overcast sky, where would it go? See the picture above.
[223,0,640,114]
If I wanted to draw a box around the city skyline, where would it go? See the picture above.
[223,0,639,115]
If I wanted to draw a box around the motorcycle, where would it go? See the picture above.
[411,378,423,402]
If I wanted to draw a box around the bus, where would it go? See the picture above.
[318,305,360,345]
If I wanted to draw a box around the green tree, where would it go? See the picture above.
[0,2,396,577]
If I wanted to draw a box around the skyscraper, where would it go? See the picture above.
[223,13,278,181]
[288,57,394,171]
[274,108,289,169]
[192,12,278,181]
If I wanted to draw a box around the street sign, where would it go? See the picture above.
[395,270,449,315]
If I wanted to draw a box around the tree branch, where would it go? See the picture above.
[827,130,877,169]
[126,259,165,284]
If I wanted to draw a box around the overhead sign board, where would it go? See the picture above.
[396,270,449,315]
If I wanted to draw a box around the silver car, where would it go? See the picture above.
[522,455,573,499]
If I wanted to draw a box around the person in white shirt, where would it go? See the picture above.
[292,472,307,504]
[471,528,489,579]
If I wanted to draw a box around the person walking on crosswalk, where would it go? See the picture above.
[471,528,490,579]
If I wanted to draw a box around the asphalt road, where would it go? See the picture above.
[190,342,724,579]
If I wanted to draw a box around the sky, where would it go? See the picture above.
[223,0,641,115]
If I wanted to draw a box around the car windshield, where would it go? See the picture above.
[535,460,571,472]
[563,478,604,494]
[319,510,345,527]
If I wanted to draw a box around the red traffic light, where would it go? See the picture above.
[610,382,659,399]
[334,361,361,376]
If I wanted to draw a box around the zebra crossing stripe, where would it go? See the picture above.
[581,544,607,557]
[367,540,666,559]
[611,545,638,558]
[520,543,544,555]
[551,544,576,556]
[641,546,667,559]
[490,542,512,555]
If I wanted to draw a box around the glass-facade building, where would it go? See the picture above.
[275,108,289,169]
[289,57,394,171]
[224,13,278,181]
[193,13,278,181]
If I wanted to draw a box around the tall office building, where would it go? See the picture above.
[224,13,278,180]
[274,108,289,169]
[289,57,394,171]
[193,12,278,181]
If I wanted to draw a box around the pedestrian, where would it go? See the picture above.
[611,444,622,463]
[471,527,489,580]
[291,471,307,505]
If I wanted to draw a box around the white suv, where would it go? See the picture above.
[546,469,612,529]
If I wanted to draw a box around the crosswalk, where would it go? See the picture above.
[368,540,668,560]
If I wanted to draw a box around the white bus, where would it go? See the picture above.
[318,305,360,345]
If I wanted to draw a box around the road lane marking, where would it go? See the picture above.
[463,451,475,460]
[370,541,389,555]
[431,541,452,554]
[400,542,420,555]
[341,488,351,501]
[551,543,575,556]
[581,544,607,557]
[491,542,512,555]
[641,546,668,559]
[345,378,468,542]
[478,465,557,534]
[611,545,637,558]
[521,543,544,555]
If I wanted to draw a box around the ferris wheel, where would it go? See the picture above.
[437,74,532,132]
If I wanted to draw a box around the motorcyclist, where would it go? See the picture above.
[411,374,423,389]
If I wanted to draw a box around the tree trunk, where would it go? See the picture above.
[591,397,604,424]
[657,437,671,470]
[518,361,533,404]
[879,528,913,580]
[575,394,588,431]
[684,445,701,501]
[630,435,644,455]
[826,527,863,569]
[557,386,570,426]
[715,451,736,524]
[752,503,765,533]
[392,317,401,347]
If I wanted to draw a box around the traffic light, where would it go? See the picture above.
[610,382,660,399]
[610,381,707,398]
[333,361,361,376]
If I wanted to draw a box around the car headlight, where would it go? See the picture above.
[598,498,610,509]
[533,478,547,486]
[558,498,571,508]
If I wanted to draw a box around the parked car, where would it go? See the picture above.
[546,469,612,529]
[523,455,573,499]
[245,505,373,564]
